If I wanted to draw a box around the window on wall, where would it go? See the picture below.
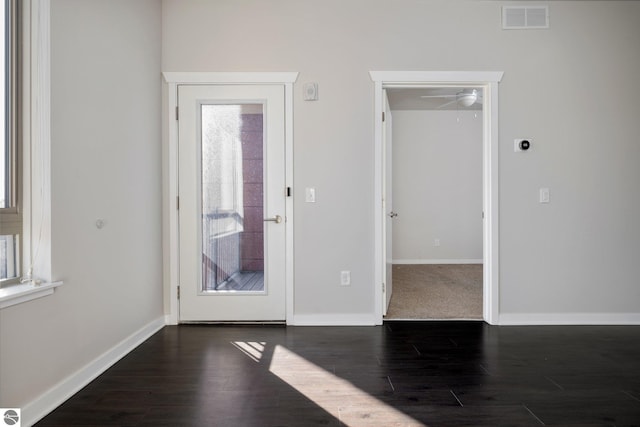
[0,0,21,286]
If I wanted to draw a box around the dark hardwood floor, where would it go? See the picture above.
[36,322,640,426]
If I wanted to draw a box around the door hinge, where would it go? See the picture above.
[482,211,484,219]
[176,196,180,210]
[382,282,385,292]
[286,186,292,197]
[175,106,179,120]
[382,111,386,122]
[177,286,180,299]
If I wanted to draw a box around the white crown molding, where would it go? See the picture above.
[162,71,299,84]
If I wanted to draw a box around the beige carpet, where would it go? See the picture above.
[385,264,483,320]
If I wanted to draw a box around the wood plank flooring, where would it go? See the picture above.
[35,322,640,426]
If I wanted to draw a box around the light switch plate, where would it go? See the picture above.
[305,187,316,203]
[539,187,550,203]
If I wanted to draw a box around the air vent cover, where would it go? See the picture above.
[502,6,549,29]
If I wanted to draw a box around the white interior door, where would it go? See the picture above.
[178,84,286,322]
[383,90,394,315]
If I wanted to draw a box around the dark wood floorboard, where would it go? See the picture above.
[35,322,640,427]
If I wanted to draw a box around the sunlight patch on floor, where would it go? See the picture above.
[268,344,426,426]
[231,341,266,363]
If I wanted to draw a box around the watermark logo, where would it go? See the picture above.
[1,409,21,427]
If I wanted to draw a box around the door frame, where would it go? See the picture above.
[370,71,504,325]
[382,89,393,316]
[162,72,298,325]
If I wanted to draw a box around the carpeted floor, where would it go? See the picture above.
[385,264,483,320]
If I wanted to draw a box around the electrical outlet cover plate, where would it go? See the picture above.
[340,271,351,286]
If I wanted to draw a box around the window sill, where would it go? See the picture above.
[0,281,63,309]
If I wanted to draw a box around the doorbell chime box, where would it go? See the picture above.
[303,82,318,101]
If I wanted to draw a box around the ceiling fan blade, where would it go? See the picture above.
[436,100,458,109]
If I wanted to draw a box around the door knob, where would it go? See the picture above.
[264,215,283,224]
[388,211,398,218]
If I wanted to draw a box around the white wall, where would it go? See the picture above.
[392,110,482,263]
[0,0,163,412]
[162,0,640,321]
[1,0,638,415]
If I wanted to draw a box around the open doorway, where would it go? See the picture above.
[370,71,503,325]
[385,87,483,320]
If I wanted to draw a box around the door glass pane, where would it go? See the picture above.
[201,104,264,293]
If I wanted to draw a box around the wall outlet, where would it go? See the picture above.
[340,271,351,286]
[434,238,441,247]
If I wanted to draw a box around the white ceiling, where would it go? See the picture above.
[386,87,484,111]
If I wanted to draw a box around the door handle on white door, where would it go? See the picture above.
[264,215,283,224]
[388,211,398,218]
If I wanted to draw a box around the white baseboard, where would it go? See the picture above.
[22,316,166,426]
[165,313,178,325]
[499,312,640,325]
[393,259,483,265]
[290,313,377,326]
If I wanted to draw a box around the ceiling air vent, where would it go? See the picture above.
[502,6,549,30]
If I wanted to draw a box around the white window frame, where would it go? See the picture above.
[1,0,22,286]
[0,0,61,310]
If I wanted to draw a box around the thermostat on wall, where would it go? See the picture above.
[514,138,531,152]
[303,82,318,101]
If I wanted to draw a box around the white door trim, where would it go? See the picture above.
[162,72,298,325]
[369,71,503,325]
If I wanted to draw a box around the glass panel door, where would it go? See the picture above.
[178,84,286,322]
[201,104,265,293]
